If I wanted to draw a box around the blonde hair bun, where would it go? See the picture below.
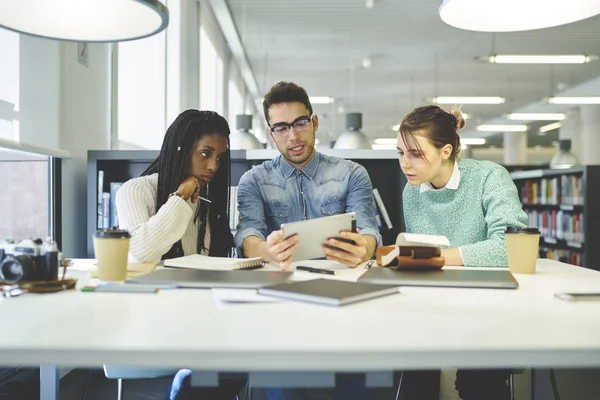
[450,109,466,131]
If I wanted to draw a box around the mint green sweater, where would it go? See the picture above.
[403,158,527,267]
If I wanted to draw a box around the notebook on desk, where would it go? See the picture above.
[127,268,292,289]
[358,268,518,289]
[258,279,400,306]
[164,254,264,271]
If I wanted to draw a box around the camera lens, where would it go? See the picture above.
[0,256,33,283]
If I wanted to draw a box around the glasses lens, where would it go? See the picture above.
[273,126,289,135]
[294,118,310,130]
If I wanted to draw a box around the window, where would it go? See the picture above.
[200,26,223,114]
[0,29,19,142]
[0,148,49,241]
[117,32,166,150]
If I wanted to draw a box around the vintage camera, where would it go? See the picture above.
[0,238,60,283]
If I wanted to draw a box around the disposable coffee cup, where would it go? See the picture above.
[93,228,131,281]
[505,227,540,274]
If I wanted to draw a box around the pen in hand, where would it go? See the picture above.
[296,266,336,275]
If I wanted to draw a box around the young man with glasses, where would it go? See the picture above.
[234,81,381,270]
[234,81,381,400]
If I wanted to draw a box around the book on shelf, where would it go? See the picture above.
[525,209,584,243]
[109,182,124,228]
[164,254,265,271]
[519,175,584,205]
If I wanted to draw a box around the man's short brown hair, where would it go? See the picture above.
[262,81,313,124]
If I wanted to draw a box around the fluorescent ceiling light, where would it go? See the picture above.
[309,96,334,104]
[372,144,397,150]
[482,55,596,64]
[374,138,397,145]
[0,0,169,42]
[439,0,600,32]
[434,96,505,105]
[539,122,562,133]
[477,125,528,132]
[548,97,600,104]
[460,138,486,145]
[507,113,565,121]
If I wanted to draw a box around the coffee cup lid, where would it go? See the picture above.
[505,226,540,234]
[95,227,131,239]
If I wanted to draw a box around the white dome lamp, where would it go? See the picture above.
[550,139,579,169]
[333,112,371,149]
[439,0,600,32]
[0,0,169,42]
[230,114,263,150]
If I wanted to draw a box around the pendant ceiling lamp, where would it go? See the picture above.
[439,0,600,32]
[0,0,169,42]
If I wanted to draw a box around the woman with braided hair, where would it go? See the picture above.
[116,109,234,263]
[116,109,245,399]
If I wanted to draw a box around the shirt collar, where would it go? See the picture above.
[420,160,461,193]
[279,151,321,179]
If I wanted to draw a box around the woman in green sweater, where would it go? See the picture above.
[397,105,527,400]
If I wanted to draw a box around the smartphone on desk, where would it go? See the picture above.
[555,292,600,302]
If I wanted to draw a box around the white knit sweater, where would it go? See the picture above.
[115,173,210,263]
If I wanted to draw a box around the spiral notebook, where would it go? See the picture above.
[164,254,264,271]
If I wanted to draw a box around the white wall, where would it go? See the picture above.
[59,43,111,257]
[19,36,111,257]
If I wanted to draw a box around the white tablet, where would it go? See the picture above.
[281,212,357,262]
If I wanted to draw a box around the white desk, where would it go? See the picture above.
[1,259,600,400]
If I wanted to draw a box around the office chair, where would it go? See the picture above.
[103,365,178,400]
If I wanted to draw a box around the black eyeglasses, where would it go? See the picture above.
[269,116,312,136]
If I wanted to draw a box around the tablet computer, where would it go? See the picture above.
[281,212,356,262]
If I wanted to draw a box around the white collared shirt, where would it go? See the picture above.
[420,160,461,193]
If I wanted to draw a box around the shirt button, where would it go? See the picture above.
[279,214,283,217]
[301,191,304,195]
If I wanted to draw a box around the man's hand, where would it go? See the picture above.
[323,229,368,268]
[265,229,300,270]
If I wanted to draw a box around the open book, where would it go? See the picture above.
[396,233,450,247]
[164,254,264,271]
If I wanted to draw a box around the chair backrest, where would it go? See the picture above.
[103,365,178,379]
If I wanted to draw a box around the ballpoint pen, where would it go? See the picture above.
[198,196,212,203]
[296,266,336,275]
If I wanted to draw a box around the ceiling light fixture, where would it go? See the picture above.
[478,55,597,64]
[539,122,562,133]
[0,0,169,42]
[434,96,505,105]
[507,113,565,121]
[372,144,396,150]
[374,138,397,145]
[309,96,334,104]
[460,138,486,145]
[439,0,600,32]
[548,97,600,104]
[477,125,528,132]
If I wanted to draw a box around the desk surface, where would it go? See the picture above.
[1,259,600,371]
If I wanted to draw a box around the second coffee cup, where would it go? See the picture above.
[93,228,131,281]
[505,226,540,274]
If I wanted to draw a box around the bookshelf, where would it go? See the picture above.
[87,149,405,257]
[510,166,600,269]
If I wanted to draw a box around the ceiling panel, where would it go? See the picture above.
[227,0,600,147]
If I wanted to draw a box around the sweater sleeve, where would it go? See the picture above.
[115,179,194,263]
[459,166,527,267]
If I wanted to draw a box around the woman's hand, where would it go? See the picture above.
[176,176,201,202]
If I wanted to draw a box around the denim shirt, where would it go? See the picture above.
[234,152,382,256]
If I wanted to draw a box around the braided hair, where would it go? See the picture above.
[142,110,234,258]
